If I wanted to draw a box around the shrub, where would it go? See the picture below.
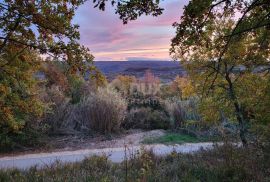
[165,97,200,129]
[68,75,86,104]
[160,84,178,99]
[139,70,160,96]
[128,95,164,111]
[44,100,73,135]
[110,75,137,97]
[0,127,42,152]
[67,75,99,104]
[38,82,72,134]
[123,107,170,130]
[70,86,127,134]
[41,84,125,135]
[170,76,196,100]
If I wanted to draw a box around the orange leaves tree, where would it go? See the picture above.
[0,0,97,149]
[0,0,95,71]
[0,44,44,149]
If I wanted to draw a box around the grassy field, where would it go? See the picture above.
[142,132,205,144]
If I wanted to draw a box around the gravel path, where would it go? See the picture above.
[0,142,216,170]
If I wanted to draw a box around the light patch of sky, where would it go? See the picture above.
[73,0,189,61]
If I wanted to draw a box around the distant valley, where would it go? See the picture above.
[94,61,186,83]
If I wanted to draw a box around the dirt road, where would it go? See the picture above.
[0,142,215,170]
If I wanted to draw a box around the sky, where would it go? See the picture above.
[74,0,189,61]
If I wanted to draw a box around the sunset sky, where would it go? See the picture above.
[74,0,188,61]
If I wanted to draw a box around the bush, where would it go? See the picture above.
[165,97,200,129]
[67,75,97,104]
[123,107,170,130]
[128,95,165,111]
[110,75,137,97]
[68,75,86,104]
[69,86,127,134]
[38,83,72,134]
[41,83,126,135]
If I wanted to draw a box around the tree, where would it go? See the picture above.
[93,0,163,24]
[171,0,270,59]
[111,75,137,97]
[171,76,195,100]
[0,0,95,73]
[175,16,269,145]
[0,0,102,149]
[0,45,44,149]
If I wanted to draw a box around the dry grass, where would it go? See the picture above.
[1,143,269,182]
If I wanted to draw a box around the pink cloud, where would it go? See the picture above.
[74,0,188,61]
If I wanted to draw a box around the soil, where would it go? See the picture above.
[46,129,166,150]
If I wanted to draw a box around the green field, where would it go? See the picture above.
[142,132,205,144]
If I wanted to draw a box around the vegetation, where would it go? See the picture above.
[164,97,200,129]
[173,0,270,146]
[143,132,202,144]
[94,0,270,146]
[0,0,270,181]
[0,0,104,150]
[124,107,170,130]
[1,142,270,181]
[71,86,127,134]
[0,45,44,151]
[0,0,95,73]
[1,0,268,148]
[176,16,270,145]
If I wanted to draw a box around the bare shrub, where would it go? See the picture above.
[70,86,127,134]
[136,70,160,96]
[39,85,74,134]
[165,97,200,129]
[165,100,186,128]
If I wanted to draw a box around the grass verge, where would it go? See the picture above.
[142,132,205,144]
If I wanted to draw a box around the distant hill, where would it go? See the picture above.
[95,61,186,82]
[94,61,186,83]
[36,61,186,83]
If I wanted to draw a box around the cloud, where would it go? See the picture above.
[74,0,188,61]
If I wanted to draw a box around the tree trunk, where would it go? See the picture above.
[233,101,248,146]
[225,73,248,146]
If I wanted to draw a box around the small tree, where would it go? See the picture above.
[110,75,137,97]
[138,70,160,96]
[171,76,195,100]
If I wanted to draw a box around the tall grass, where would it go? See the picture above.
[42,86,127,135]
[70,86,127,134]
[164,97,200,128]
